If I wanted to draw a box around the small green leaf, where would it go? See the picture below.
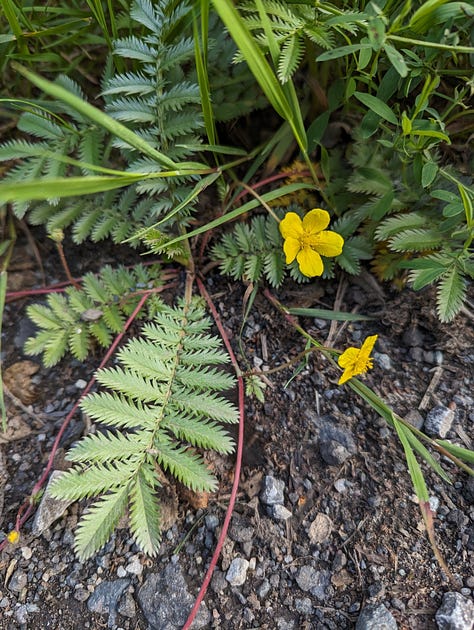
[421,161,438,188]
[353,92,398,125]
[401,111,412,135]
[384,44,408,77]
[316,43,373,62]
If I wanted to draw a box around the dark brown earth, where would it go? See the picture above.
[0,232,473,629]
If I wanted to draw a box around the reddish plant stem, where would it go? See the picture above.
[5,261,177,303]
[182,277,245,630]
[56,241,81,290]
[0,291,152,550]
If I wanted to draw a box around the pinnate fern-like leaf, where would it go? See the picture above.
[73,488,130,561]
[129,472,162,556]
[25,264,163,366]
[51,299,237,559]
[436,265,467,322]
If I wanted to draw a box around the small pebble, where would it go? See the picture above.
[356,603,398,629]
[272,504,292,521]
[226,558,250,586]
[374,352,392,370]
[424,405,455,438]
[260,476,285,506]
[21,547,33,560]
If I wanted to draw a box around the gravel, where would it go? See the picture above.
[1,260,473,629]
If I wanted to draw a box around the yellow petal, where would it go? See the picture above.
[310,231,344,257]
[297,247,323,277]
[302,208,330,233]
[280,212,303,239]
[283,237,300,264]
[338,347,359,368]
[360,334,378,357]
[338,369,354,385]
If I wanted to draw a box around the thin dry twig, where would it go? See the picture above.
[418,366,444,410]
[2,383,45,423]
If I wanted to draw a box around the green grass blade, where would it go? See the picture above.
[0,175,144,202]
[405,429,452,484]
[393,418,429,502]
[288,308,374,321]
[436,440,474,465]
[193,8,217,146]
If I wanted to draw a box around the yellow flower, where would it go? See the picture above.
[338,335,378,385]
[279,209,344,277]
[6,530,19,544]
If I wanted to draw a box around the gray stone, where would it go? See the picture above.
[424,405,455,438]
[319,423,357,466]
[138,563,210,629]
[87,578,130,628]
[260,475,285,505]
[228,517,255,543]
[125,555,143,576]
[226,557,250,586]
[309,570,331,601]
[117,592,136,619]
[9,569,27,593]
[374,352,392,370]
[205,514,219,531]
[435,592,474,630]
[295,566,330,600]
[257,579,271,599]
[272,504,292,521]
[296,565,317,592]
[74,587,90,602]
[15,604,29,625]
[404,409,424,430]
[32,471,74,535]
[295,597,313,615]
[320,439,352,465]
[356,603,398,629]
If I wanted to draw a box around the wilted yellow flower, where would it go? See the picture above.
[338,335,378,385]
[279,209,344,277]
[6,530,19,544]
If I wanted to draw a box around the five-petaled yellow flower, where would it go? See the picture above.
[338,335,378,385]
[279,208,344,277]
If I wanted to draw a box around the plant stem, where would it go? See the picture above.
[387,34,474,54]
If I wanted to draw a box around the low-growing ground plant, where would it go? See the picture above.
[0,0,473,578]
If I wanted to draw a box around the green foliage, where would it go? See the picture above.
[50,299,238,559]
[211,213,286,287]
[24,264,163,366]
[237,1,362,83]
[0,77,108,218]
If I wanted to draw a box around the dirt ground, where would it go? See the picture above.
[0,233,473,629]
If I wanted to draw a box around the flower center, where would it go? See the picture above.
[300,231,315,249]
